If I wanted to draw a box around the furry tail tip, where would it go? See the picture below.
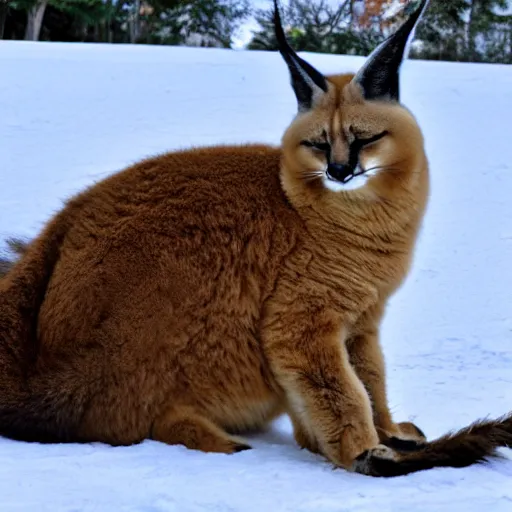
[353,412,512,477]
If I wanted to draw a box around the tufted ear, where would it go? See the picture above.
[273,0,328,113]
[353,0,429,102]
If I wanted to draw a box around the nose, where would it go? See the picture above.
[327,163,353,183]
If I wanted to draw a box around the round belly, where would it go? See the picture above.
[182,329,285,433]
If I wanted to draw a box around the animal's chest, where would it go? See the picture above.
[289,238,413,315]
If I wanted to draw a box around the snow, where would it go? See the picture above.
[1,40,512,511]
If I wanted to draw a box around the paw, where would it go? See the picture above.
[378,421,426,452]
[397,421,426,441]
[232,442,252,453]
[200,436,252,455]
[351,444,398,476]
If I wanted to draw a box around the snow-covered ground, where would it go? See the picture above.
[1,41,512,511]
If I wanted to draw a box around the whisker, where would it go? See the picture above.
[362,165,392,174]
[299,170,325,176]
[300,172,324,183]
[298,169,325,175]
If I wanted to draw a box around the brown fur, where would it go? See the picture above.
[1,66,511,476]
[356,414,512,477]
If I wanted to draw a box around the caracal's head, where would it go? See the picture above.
[275,0,430,203]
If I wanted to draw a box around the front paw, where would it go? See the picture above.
[378,421,426,452]
[397,421,426,441]
[351,444,399,476]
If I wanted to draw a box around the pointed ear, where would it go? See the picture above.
[353,0,429,102]
[273,0,328,113]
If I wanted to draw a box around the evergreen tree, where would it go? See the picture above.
[7,0,108,40]
[412,0,512,63]
[248,0,511,64]
[468,0,512,63]
[145,0,250,48]
[3,0,250,47]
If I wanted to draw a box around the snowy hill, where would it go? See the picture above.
[1,41,512,511]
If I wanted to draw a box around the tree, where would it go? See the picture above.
[26,0,48,39]
[0,0,10,38]
[466,0,512,62]
[3,0,250,45]
[142,0,250,47]
[247,0,511,64]
[357,0,391,29]
[412,0,512,63]
[6,0,108,41]
[247,0,382,55]
[8,0,50,40]
[411,0,467,60]
[248,0,350,52]
[57,0,112,40]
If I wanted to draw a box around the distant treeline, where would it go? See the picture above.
[1,0,511,64]
[1,0,251,46]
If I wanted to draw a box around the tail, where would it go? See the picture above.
[355,413,512,477]
[0,237,29,278]
[0,210,80,443]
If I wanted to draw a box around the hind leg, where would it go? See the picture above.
[151,406,251,454]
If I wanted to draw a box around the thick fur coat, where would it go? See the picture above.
[1,0,511,477]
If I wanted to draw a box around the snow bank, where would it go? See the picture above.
[1,41,512,511]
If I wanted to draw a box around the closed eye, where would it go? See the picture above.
[356,131,389,147]
[300,140,331,153]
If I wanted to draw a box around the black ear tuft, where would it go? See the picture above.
[354,0,429,102]
[273,0,328,112]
